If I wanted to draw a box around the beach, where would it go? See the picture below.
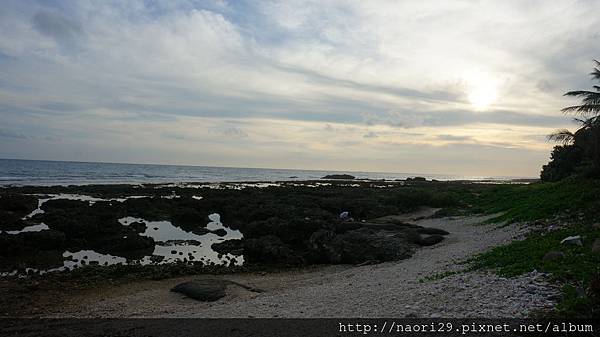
[45,213,558,318]
[0,179,561,318]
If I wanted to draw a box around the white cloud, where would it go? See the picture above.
[0,0,597,176]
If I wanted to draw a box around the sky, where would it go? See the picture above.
[0,0,599,177]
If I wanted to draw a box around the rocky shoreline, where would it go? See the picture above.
[36,214,560,318]
[1,180,458,276]
[0,180,565,319]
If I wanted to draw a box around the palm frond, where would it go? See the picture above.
[564,90,598,97]
[547,129,575,144]
[561,104,600,114]
[592,68,600,81]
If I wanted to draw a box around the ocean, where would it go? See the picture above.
[0,158,525,186]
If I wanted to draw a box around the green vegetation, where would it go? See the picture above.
[457,179,600,318]
[543,60,600,181]
[468,178,600,223]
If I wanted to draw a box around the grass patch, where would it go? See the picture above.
[464,178,600,318]
[467,178,600,223]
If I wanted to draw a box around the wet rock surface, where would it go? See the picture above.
[0,194,38,231]
[171,279,227,302]
[171,278,264,302]
[321,174,356,180]
[1,182,453,272]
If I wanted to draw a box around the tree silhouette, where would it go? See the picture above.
[547,60,600,175]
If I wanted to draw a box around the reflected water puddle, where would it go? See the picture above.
[2,211,244,277]
[0,223,50,235]
[118,213,243,266]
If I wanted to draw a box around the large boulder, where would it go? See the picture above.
[414,234,445,246]
[417,227,450,235]
[561,235,583,246]
[308,228,414,264]
[171,279,227,302]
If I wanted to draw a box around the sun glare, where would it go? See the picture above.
[465,72,498,110]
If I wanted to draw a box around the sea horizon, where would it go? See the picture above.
[0,158,535,186]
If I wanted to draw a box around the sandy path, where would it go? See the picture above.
[50,214,558,318]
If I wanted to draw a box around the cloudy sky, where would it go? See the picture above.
[0,0,598,177]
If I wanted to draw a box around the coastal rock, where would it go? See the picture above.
[128,221,147,233]
[212,239,244,256]
[0,194,38,217]
[211,228,227,237]
[542,251,565,262]
[0,194,38,230]
[0,229,66,256]
[560,235,583,246]
[415,234,445,246]
[1,182,455,271]
[93,234,155,259]
[156,239,202,246]
[321,174,355,180]
[308,228,414,264]
[243,235,304,265]
[406,177,427,182]
[417,227,450,235]
[171,279,227,302]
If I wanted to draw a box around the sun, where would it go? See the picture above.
[465,72,498,110]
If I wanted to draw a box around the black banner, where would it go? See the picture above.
[0,319,598,337]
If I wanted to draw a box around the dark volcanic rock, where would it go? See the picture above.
[211,228,227,237]
[0,230,66,256]
[171,279,227,301]
[0,194,38,216]
[212,239,244,256]
[37,198,155,259]
[0,249,65,273]
[321,174,356,180]
[308,228,414,264]
[129,221,147,233]
[1,182,455,270]
[0,218,30,232]
[414,234,445,246]
[93,234,155,259]
[243,235,304,265]
[0,194,38,230]
[156,239,202,246]
[417,227,450,235]
[192,228,210,235]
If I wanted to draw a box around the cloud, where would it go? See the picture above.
[0,0,596,176]
[436,135,472,142]
[0,129,27,139]
[31,10,83,51]
[221,127,248,138]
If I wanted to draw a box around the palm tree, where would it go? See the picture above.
[548,60,600,172]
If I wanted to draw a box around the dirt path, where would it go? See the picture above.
[47,214,558,318]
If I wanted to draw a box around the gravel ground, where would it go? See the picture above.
[50,214,559,318]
